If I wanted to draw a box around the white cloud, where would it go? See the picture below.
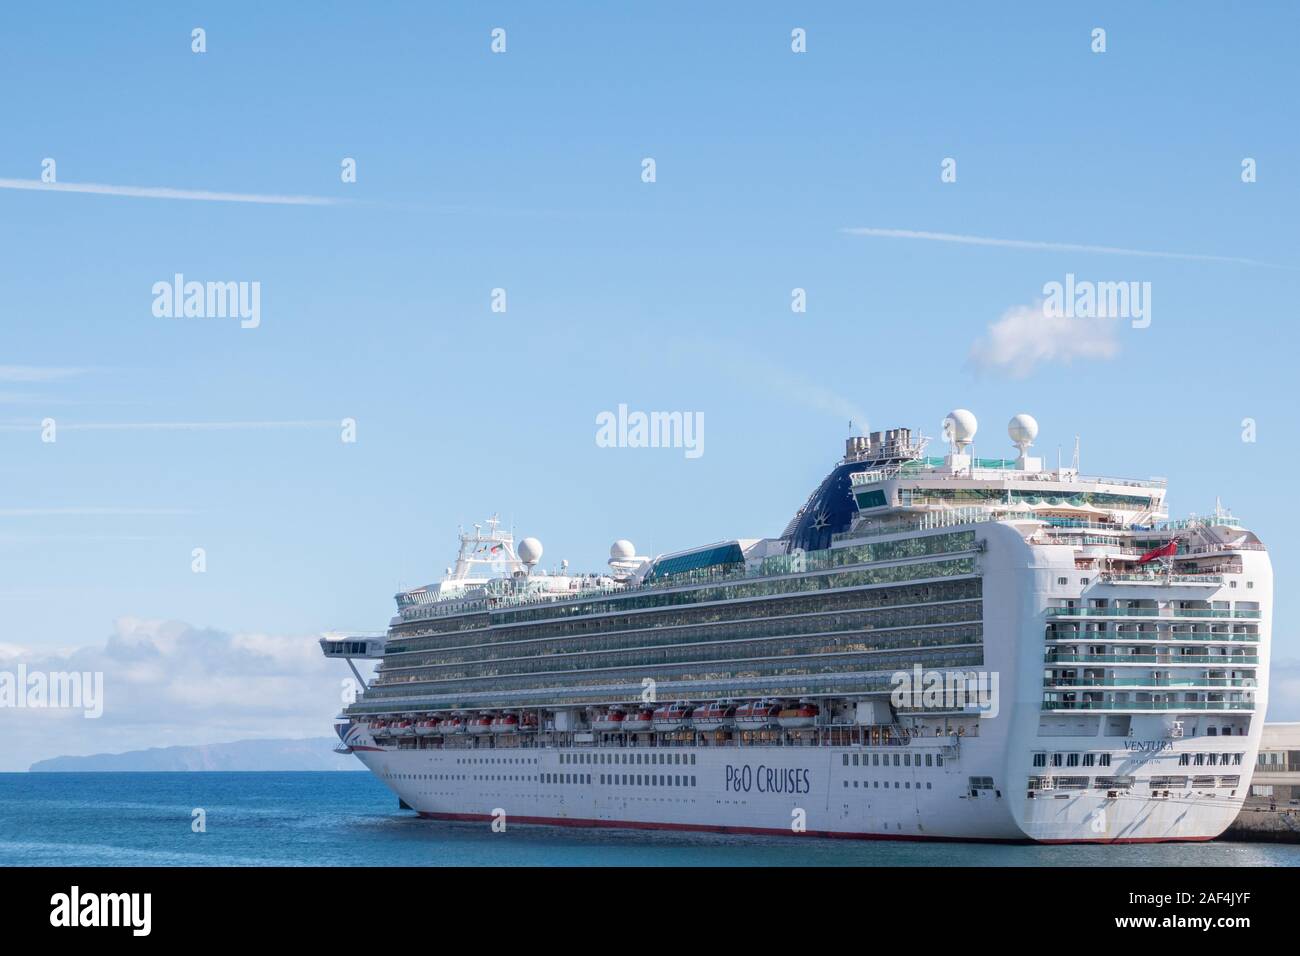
[0,178,338,206]
[0,618,371,771]
[968,300,1120,379]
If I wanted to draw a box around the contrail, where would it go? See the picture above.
[842,227,1284,268]
[0,507,193,516]
[0,420,337,431]
[0,178,339,206]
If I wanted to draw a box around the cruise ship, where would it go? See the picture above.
[322,410,1271,843]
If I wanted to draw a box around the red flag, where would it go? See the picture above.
[1137,540,1178,564]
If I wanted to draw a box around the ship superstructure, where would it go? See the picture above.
[322,410,1271,842]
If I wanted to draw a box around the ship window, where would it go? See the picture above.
[925,754,933,767]
[873,754,880,766]
[1051,753,1063,767]
[892,754,900,766]
[1032,753,1046,767]
[1067,753,1080,767]
[691,776,697,786]
[936,755,943,766]
[1057,577,1069,586]
[843,755,850,766]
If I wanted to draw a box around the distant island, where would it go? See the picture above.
[29,737,363,772]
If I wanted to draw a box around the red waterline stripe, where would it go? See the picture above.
[416,811,1219,845]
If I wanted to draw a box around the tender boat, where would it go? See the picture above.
[467,714,493,735]
[440,715,466,735]
[490,713,520,734]
[623,707,654,732]
[652,701,695,731]
[777,701,819,729]
[591,708,626,733]
[390,719,414,737]
[693,700,737,731]
[734,699,781,729]
[414,718,440,736]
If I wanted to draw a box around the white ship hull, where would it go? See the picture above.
[343,729,1246,842]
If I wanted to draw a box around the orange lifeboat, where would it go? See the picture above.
[734,699,781,730]
[490,713,520,734]
[591,707,626,733]
[693,700,738,731]
[777,700,819,729]
[440,715,466,735]
[623,707,654,732]
[652,701,695,732]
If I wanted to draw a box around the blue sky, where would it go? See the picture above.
[2,3,1298,768]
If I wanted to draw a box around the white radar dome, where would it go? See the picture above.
[518,537,543,566]
[610,539,636,560]
[944,409,978,445]
[1008,413,1039,447]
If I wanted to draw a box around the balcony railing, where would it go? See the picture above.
[1045,653,1259,665]
[1041,700,1255,712]
[1046,607,1260,619]
[1044,631,1259,643]
[1043,677,1257,688]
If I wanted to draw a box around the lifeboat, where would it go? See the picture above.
[390,719,414,737]
[591,708,626,733]
[467,714,494,735]
[490,713,520,734]
[652,701,695,732]
[369,719,389,737]
[777,701,820,729]
[623,707,654,732]
[520,712,539,732]
[734,698,781,730]
[414,718,440,737]
[440,715,466,735]
[693,700,738,731]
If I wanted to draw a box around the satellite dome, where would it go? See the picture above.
[1008,413,1039,447]
[610,539,636,560]
[944,409,978,445]
[518,537,543,566]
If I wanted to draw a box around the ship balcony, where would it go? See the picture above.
[1041,695,1255,712]
[1046,607,1260,619]
[1042,676,1257,690]
[1044,628,1258,644]
[1094,572,1224,587]
[1044,652,1259,665]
